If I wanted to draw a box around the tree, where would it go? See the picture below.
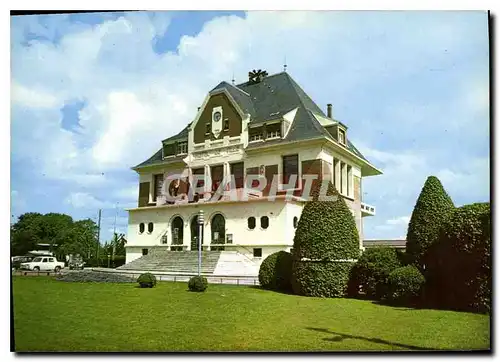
[426,202,491,313]
[406,176,454,271]
[291,182,360,298]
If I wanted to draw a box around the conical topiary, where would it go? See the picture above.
[406,176,454,271]
[291,181,360,297]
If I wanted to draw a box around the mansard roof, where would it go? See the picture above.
[134,71,371,170]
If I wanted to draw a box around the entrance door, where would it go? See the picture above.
[190,216,204,251]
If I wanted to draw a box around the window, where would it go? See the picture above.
[231,162,244,189]
[226,234,233,244]
[266,123,281,139]
[282,154,299,189]
[260,216,269,229]
[154,174,164,202]
[161,234,168,244]
[249,127,263,142]
[293,216,298,228]
[338,129,346,145]
[148,222,154,233]
[248,217,256,230]
[253,248,262,258]
[142,249,149,256]
[42,258,48,263]
[223,118,229,131]
[211,165,224,192]
[177,141,187,155]
[49,258,54,262]
[139,223,145,234]
[205,123,211,135]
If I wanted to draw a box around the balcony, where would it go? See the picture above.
[361,202,376,217]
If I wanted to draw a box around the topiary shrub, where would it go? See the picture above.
[347,247,402,299]
[188,276,208,292]
[425,202,491,313]
[386,265,425,305]
[137,272,157,288]
[258,251,293,292]
[291,182,360,298]
[406,176,454,271]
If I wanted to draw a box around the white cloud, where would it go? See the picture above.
[65,192,113,209]
[386,216,411,226]
[11,82,60,109]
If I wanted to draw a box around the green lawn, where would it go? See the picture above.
[12,277,490,352]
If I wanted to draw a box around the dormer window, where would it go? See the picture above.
[266,123,281,140]
[338,128,346,145]
[249,126,264,142]
[177,141,187,155]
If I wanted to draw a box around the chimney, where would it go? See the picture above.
[327,104,332,118]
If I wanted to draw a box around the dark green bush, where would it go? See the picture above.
[425,203,491,313]
[137,272,157,288]
[188,276,208,292]
[258,251,293,292]
[291,182,360,298]
[347,247,401,299]
[406,176,454,271]
[292,261,354,298]
[387,265,425,305]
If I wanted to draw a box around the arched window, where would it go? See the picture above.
[260,216,269,229]
[139,223,145,234]
[293,216,298,228]
[211,213,225,251]
[248,217,256,230]
[171,216,184,251]
[148,222,154,233]
[190,215,204,251]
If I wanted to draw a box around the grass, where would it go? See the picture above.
[12,276,490,352]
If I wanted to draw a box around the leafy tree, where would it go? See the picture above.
[426,202,491,313]
[406,176,454,271]
[291,182,360,298]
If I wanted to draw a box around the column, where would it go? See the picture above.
[341,162,347,195]
[347,165,353,198]
[334,158,341,192]
[204,164,211,195]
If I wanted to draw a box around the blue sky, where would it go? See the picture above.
[10,11,490,243]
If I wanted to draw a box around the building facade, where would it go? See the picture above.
[125,70,382,272]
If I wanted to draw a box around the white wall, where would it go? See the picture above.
[127,199,303,250]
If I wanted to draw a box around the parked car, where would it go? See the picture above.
[20,256,65,272]
[11,256,33,270]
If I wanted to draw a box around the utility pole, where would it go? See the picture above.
[96,209,101,263]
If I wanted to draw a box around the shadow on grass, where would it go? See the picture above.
[306,327,437,351]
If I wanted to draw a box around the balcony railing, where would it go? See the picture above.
[361,202,376,216]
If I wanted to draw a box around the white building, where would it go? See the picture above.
[123,70,382,276]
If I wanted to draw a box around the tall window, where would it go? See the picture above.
[171,216,184,251]
[192,168,205,190]
[148,222,154,233]
[177,141,187,155]
[282,154,299,189]
[248,217,256,230]
[211,165,224,192]
[231,162,244,189]
[339,129,346,145]
[260,216,269,229]
[154,174,164,201]
[223,118,229,131]
[139,223,145,234]
[205,123,211,135]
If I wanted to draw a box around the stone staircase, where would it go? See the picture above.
[117,249,221,274]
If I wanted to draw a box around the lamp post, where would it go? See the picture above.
[198,210,204,276]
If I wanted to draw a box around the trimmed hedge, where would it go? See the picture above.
[291,182,359,298]
[137,273,157,288]
[425,202,491,313]
[293,182,360,261]
[406,176,454,271]
[258,251,293,292]
[291,261,354,298]
[386,265,425,305]
[347,247,402,299]
[57,271,135,283]
[188,276,208,292]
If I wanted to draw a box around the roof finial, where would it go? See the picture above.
[284,55,287,72]
[231,71,235,85]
